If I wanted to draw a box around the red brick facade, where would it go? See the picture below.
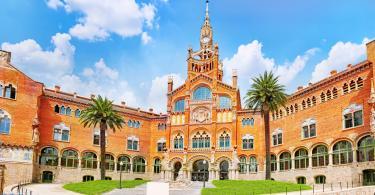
[0,9,374,187]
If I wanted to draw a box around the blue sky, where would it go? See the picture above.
[1,0,375,112]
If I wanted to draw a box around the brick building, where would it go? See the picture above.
[0,2,374,187]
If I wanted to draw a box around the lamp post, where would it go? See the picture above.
[119,161,123,189]
[203,160,207,188]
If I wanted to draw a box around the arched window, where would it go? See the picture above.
[133,157,146,173]
[290,105,294,113]
[173,133,184,149]
[193,86,212,100]
[279,152,291,171]
[302,118,316,139]
[279,109,283,118]
[242,134,254,150]
[117,156,131,172]
[219,96,231,109]
[343,104,363,129]
[192,131,210,149]
[249,156,257,173]
[61,149,78,168]
[105,154,115,171]
[286,107,289,115]
[333,140,353,165]
[54,105,60,113]
[357,77,363,89]
[357,136,375,162]
[60,106,66,115]
[174,99,185,112]
[343,83,349,94]
[295,149,309,169]
[66,107,71,116]
[272,129,282,146]
[4,84,16,99]
[81,152,98,169]
[271,154,277,172]
[320,92,326,103]
[239,156,247,173]
[302,100,306,109]
[349,80,356,91]
[53,123,70,142]
[294,103,298,112]
[39,147,58,166]
[332,88,338,98]
[312,96,316,106]
[74,109,80,118]
[312,145,329,167]
[326,90,331,100]
[315,175,326,184]
[297,176,306,184]
[127,136,139,151]
[307,98,311,107]
[0,109,11,134]
[219,131,230,148]
[154,158,161,173]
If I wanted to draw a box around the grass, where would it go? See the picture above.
[63,179,148,195]
[201,180,312,195]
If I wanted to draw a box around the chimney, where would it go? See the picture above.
[121,101,126,107]
[73,92,77,98]
[297,86,303,91]
[308,83,312,86]
[137,107,141,112]
[149,108,153,112]
[168,76,173,93]
[347,64,352,68]
[367,40,375,64]
[330,70,337,76]
[232,69,238,88]
[90,94,95,99]
[0,50,11,63]
[54,85,61,92]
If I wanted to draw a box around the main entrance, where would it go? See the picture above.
[219,160,229,180]
[191,159,208,181]
[173,162,182,181]
[363,169,375,186]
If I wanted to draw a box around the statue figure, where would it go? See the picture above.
[231,148,240,170]
[161,149,170,170]
[371,108,375,137]
[32,117,40,144]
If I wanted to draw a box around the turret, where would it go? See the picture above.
[232,69,238,88]
[168,76,173,93]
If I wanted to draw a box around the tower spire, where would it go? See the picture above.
[205,0,209,19]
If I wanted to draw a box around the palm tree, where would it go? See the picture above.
[244,71,287,180]
[80,95,125,180]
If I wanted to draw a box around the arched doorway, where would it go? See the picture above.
[42,171,53,183]
[191,159,209,181]
[219,160,229,180]
[173,162,182,181]
[363,169,375,186]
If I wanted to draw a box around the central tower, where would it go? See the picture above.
[187,0,223,81]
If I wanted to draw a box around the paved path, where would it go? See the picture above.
[19,184,80,195]
[106,181,215,195]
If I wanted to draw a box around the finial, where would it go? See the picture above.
[205,0,209,18]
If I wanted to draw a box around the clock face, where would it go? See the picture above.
[202,36,210,44]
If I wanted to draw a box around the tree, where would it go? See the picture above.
[244,71,287,180]
[80,95,124,180]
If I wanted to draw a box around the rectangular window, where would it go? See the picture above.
[353,110,363,126]
[53,128,61,140]
[157,142,165,152]
[133,140,138,150]
[127,140,132,150]
[272,135,277,146]
[344,113,353,128]
[277,133,283,145]
[61,130,70,141]
[302,126,309,138]
[242,139,248,149]
[309,124,316,137]
[93,134,100,145]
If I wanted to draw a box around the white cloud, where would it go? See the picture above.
[57,58,137,106]
[223,40,316,94]
[147,73,184,113]
[141,32,152,44]
[310,38,370,83]
[47,0,157,41]
[1,33,75,83]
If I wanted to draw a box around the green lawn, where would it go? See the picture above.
[63,179,148,195]
[201,180,312,195]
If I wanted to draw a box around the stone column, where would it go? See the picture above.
[291,158,295,170]
[329,153,333,166]
[308,156,312,168]
[58,157,61,167]
[78,158,82,169]
[352,148,357,163]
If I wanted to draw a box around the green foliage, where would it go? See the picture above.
[63,180,148,195]
[244,71,287,112]
[79,95,124,131]
[202,180,311,195]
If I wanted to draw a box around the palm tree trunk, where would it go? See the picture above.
[100,121,107,180]
[264,109,271,180]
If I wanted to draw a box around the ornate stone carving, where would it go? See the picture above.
[32,117,40,144]
[191,107,211,123]
[371,108,375,137]
[231,149,239,169]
